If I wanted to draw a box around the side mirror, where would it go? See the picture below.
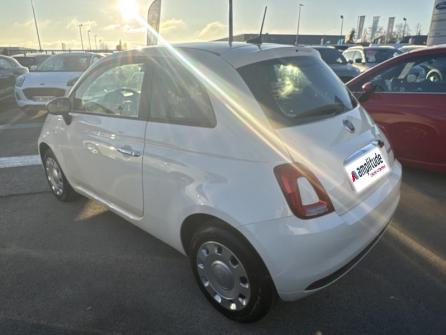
[348,59,353,64]
[358,82,377,102]
[67,77,80,87]
[354,58,363,64]
[47,97,72,124]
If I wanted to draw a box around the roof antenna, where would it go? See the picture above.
[228,0,234,46]
[247,2,268,45]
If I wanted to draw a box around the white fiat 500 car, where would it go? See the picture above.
[15,52,102,110]
[38,43,401,322]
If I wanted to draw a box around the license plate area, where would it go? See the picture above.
[33,96,54,102]
[344,142,390,193]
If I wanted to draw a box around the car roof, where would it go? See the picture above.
[310,45,337,49]
[346,45,397,50]
[12,53,50,58]
[402,45,446,56]
[118,42,319,69]
[49,52,99,57]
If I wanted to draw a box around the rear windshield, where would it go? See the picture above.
[14,57,35,68]
[365,48,401,64]
[316,48,347,65]
[238,56,357,128]
[36,55,91,72]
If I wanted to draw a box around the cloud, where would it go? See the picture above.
[14,19,52,29]
[197,21,227,41]
[66,18,97,31]
[103,24,121,31]
[160,18,186,34]
[102,23,145,34]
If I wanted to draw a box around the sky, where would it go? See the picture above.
[0,0,435,50]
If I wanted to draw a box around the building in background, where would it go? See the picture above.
[219,33,344,46]
[428,0,446,45]
[0,47,35,56]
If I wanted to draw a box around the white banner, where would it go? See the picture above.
[370,16,380,42]
[386,17,395,42]
[428,0,446,45]
[147,0,162,46]
[357,16,366,41]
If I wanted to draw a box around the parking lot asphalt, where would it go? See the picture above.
[0,107,445,335]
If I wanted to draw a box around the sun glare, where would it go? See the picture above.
[118,0,139,21]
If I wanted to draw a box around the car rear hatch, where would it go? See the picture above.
[275,107,391,214]
[238,53,393,214]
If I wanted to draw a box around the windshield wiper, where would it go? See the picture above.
[297,102,347,120]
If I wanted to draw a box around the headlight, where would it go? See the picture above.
[16,75,26,88]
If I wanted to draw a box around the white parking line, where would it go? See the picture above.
[0,155,41,169]
[0,123,43,130]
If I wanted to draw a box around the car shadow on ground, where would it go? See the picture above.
[0,167,445,335]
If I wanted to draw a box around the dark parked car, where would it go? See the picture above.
[312,46,360,82]
[13,54,51,70]
[0,55,28,105]
[348,46,446,173]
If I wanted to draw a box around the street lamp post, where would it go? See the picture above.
[295,3,304,45]
[95,35,98,50]
[87,30,92,51]
[30,0,42,51]
[402,17,407,39]
[229,0,233,46]
[78,24,84,50]
[340,15,344,45]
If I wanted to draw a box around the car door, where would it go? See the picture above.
[355,53,446,168]
[63,56,151,218]
[142,55,217,242]
[0,58,15,101]
[353,51,367,72]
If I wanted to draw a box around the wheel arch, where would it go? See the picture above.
[180,214,272,280]
[180,213,278,299]
[39,142,52,160]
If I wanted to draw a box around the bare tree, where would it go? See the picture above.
[394,23,411,40]
[346,28,356,43]
[415,23,422,35]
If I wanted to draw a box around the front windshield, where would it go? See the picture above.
[36,54,91,72]
[365,49,401,64]
[238,56,357,128]
[316,48,348,65]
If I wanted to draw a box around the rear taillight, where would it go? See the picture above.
[274,163,334,219]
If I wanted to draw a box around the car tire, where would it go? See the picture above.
[189,224,275,323]
[42,150,77,202]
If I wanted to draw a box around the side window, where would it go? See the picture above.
[0,58,12,70]
[343,51,353,62]
[353,51,363,63]
[368,55,446,94]
[149,58,216,128]
[73,61,146,118]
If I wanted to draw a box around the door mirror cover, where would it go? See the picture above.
[47,97,71,114]
[358,82,377,103]
[362,82,377,94]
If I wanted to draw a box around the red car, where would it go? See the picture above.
[348,46,446,173]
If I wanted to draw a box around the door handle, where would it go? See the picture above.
[117,146,141,158]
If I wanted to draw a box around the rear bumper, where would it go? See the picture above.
[239,161,402,301]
